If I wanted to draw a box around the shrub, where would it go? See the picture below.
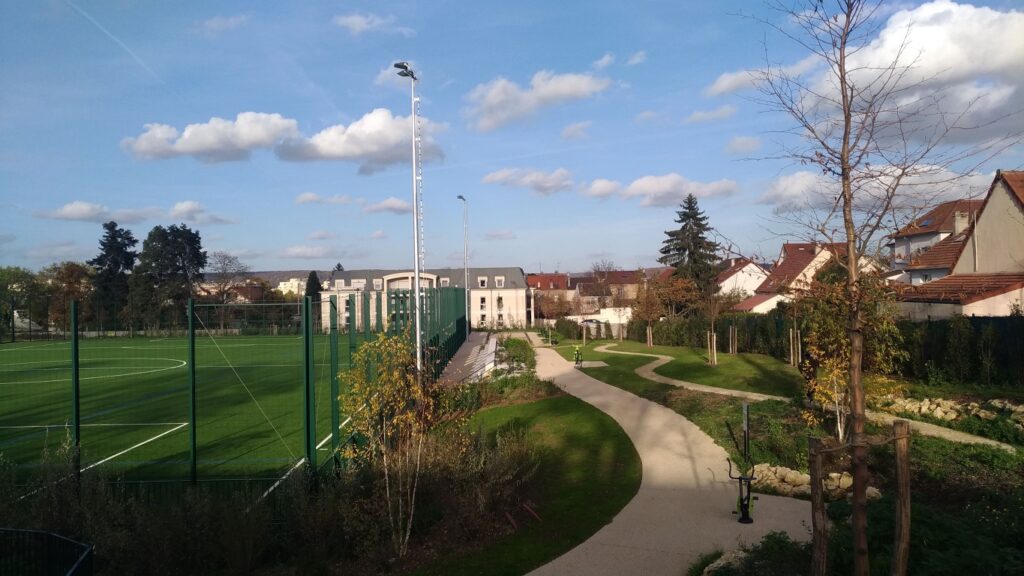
[553,318,580,341]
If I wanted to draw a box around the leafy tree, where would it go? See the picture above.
[88,221,137,330]
[0,266,48,340]
[632,272,698,347]
[657,194,720,298]
[129,224,207,328]
[333,262,344,272]
[39,262,93,335]
[304,271,322,301]
[535,292,571,320]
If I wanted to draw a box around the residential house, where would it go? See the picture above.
[733,243,839,313]
[899,171,1024,319]
[888,199,982,273]
[716,258,769,296]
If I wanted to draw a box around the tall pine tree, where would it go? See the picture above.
[88,221,138,330]
[305,271,322,301]
[658,194,720,297]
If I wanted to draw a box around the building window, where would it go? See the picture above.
[351,279,366,291]
[497,296,504,310]
[477,277,487,288]
[480,296,486,311]
[440,277,450,287]
[497,313,504,326]
[373,278,382,290]
[495,276,505,288]
[480,314,487,324]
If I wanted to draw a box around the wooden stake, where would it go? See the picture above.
[892,420,911,576]
[809,437,828,576]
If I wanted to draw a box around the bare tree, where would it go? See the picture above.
[755,2,1021,573]
[207,251,251,330]
[590,259,619,308]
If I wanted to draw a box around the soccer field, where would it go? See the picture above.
[0,333,346,483]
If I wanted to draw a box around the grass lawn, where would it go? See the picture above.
[413,393,642,576]
[551,339,804,398]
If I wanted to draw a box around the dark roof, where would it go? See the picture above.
[892,199,983,239]
[898,273,1024,304]
[755,243,826,294]
[318,267,528,289]
[906,229,971,271]
[716,258,764,284]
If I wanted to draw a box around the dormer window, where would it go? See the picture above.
[478,277,487,288]
[440,277,450,287]
[495,276,505,288]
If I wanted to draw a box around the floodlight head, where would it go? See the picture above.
[457,195,466,201]
[394,61,410,71]
[398,70,412,78]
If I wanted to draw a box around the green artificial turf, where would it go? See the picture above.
[0,333,373,482]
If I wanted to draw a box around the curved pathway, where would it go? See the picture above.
[593,343,1015,453]
[526,345,811,576]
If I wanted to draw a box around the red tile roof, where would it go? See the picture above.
[755,243,825,294]
[733,293,778,312]
[906,229,970,271]
[898,273,1024,304]
[892,199,983,239]
[999,171,1024,208]
[526,273,570,290]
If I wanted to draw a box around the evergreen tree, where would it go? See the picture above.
[305,271,322,301]
[129,224,207,327]
[88,221,138,329]
[658,194,720,297]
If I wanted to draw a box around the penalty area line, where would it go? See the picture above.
[82,422,189,472]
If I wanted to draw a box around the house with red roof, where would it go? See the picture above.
[733,243,839,313]
[716,258,769,296]
[899,171,1024,319]
[888,199,982,277]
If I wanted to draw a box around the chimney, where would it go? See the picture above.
[953,211,969,234]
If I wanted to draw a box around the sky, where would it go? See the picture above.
[1,0,1022,274]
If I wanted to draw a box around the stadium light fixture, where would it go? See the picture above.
[457,195,469,340]
[396,61,424,372]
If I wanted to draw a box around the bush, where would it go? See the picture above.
[498,337,536,371]
[703,531,811,576]
[553,318,580,341]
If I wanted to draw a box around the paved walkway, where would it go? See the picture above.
[593,343,1016,453]
[527,346,811,576]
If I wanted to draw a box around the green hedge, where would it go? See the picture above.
[625,308,795,361]
[897,314,1024,387]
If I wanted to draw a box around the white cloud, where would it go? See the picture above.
[198,15,248,35]
[561,120,592,140]
[704,55,819,96]
[627,51,647,65]
[726,136,761,154]
[280,245,334,259]
[364,197,412,214]
[465,70,611,131]
[295,192,352,205]
[685,105,737,123]
[169,201,233,225]
[370,230,387,239]
[634,110,658,123]
[332,13,413,36]
[482,168,573,195]
[485,229,517,240]
[308,230,335,240]
[275,108,445,174]
[39,201,160,223]
[592,53,615,70]
[621,173,738,207]
[581,179,622,198]
[122,112,299,163]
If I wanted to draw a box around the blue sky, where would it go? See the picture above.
[2,0,1022,273]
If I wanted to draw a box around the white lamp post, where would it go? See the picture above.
[395,61,424,371]
[456,194,469,339]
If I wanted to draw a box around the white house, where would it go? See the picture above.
[900,171,1024,319]
[888,199,981,272]
[716,258,769,296]
[734,243,839,313]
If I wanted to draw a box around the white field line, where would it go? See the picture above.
[0,358,186,385]
[81,422,188,472]
[0,422,186,429]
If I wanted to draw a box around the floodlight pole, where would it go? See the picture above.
[457,195,469,339]
[397,61,424,372]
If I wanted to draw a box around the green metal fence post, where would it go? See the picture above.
[330,296,340,469]
[188,299,197,483]
[70,300,81,474]
[347,294,356,368]
[375,291,383,334]
[362,291,371,342]
[303,296,316,470]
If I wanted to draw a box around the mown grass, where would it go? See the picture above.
[411,393,642,576]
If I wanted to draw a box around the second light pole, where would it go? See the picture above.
[395,61,424,372]
[456,194,469,339]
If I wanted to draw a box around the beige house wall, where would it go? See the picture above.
[470,287,528,329]
[954,181,1024,274]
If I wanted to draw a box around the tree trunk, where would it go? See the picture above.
[646,323,653,347]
